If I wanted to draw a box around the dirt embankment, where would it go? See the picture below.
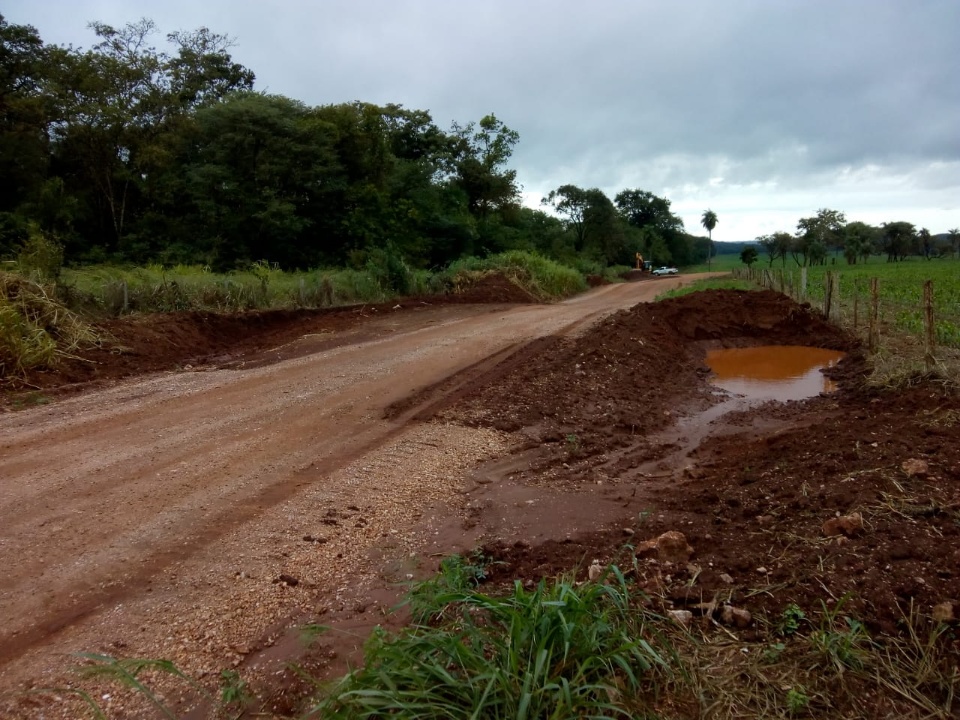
[432,289,959,641]
[1,272,540,401]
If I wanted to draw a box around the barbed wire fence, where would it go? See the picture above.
[732,266,959,383]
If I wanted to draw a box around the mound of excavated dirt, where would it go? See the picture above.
[434,273,541,304]
[440,289,959,642]
[439,289,854,466]
[2,307,379,394]
[650,288,851,347]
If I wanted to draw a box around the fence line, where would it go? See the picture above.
[732,266,956,377]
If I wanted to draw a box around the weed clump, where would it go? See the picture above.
[312,564,671,718]
[0,272,102,377]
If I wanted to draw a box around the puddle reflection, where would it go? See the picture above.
[706,346,845,402]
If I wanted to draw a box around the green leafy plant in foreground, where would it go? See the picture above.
[312,566,672,719]
[777,604,807,637]
[54,561,959,719]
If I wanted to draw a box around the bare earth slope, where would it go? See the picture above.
[0,276,699,717]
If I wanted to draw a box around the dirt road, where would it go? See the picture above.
[0,276,702,716]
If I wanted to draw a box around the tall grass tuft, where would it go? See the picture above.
[312,564,672,719]
[0,272,102,377]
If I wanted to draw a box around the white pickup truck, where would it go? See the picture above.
[652,266,679,276]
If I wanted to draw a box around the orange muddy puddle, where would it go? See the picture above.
[706,346,846,401]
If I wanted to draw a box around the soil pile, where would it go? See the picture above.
[430,272,541,304]
[441,289,854,467]
[441,289,959,641]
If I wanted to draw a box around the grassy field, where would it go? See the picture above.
[683,253,748,274]
[657,277,754,299]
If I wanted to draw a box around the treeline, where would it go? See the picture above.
[754,209,959,267]
[0,16,710,273]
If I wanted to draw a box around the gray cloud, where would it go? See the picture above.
[5,0,959,238]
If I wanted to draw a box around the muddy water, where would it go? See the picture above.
[706,345,845,401]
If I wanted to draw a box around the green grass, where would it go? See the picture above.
[311,563,673,719]
[795,259,960,348]
[58,556,958,719]
[656,277,754,300]
[59,263,397,314]
[733,256,960,384]
[55,251,586,318]
[683,253,746,274]
[438,251,587,300]
[309,559,957,719]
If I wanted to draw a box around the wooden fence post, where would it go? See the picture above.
[852,280,859,331]
[823,271,833,319]
[830,272,841,322]
[924,280,936,371]
[868,277,879,352]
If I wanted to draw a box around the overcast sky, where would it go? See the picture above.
[6,0,959,241]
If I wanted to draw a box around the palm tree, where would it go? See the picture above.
[948,228,960,258]
[701,209,718,270]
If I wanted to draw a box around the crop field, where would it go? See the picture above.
[725,256,960,382]
[798,260,960,347]
[693,254,960,345]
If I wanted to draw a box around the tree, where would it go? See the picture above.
[740,246,758,267]
[448,113,520,221]
[542,185,592,251]
[541,185,627,264]
[918,228,933,260]
[0,14,54,249]
[701,209,718,269]
[756,231,793,267]
[842,221,879,264]
[171,93,341,268]
[948,228,960,258]
[795,208,846,267]
[880,221,917,262]
[614,189,690,264]
[46,19,255,255]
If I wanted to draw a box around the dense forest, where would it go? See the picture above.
[0,15,713,273]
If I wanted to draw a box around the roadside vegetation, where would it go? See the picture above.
[0,247,588,380]
[71,554,957,719]
[309,558,957,719]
